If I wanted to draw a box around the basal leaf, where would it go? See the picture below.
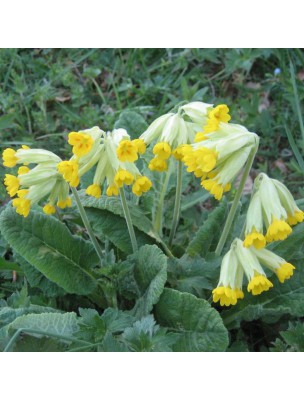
[186,201,228,257]
[0,206,99,295]
[78,192,157,253]
[117,245,167,317]
[9,312,78,338]
[155,288,229,352]
[114,110,148,138]
[222,224,304,329]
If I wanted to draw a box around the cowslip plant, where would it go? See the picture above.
[1,100,303,352]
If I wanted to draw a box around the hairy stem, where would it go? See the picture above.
[119,187,138,253]
[153,162,172,236]
[168,160,183,247]
[215,139,259,256]
[71,187,104,264]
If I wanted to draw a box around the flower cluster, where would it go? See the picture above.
[3,147,71,217]
[182,120,258,200]
[213,239,295,306]
[244,173,304,248]
[213,172,303,307]
[57,127,152,198]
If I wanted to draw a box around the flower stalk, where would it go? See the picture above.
[215,138,259,256]
[71,187,104,264]
[168,160,183,247]
[119,187,138,253]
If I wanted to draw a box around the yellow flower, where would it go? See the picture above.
[287,210,304,226]
[202,104,231,135]
[57,161,80,187]
[12,197,31,217]
[132,139,146,155]
[243,229,266,250]
[243,174,302,247]
[68,131,94,158]
[247,275,273,295]
[153,142,172,160]
[265,219,292,242]
[251,247,295,284]
[18,166,30,175]
[116,140,139,162]
[212,238,294,306]
[132,176,152,196]
[194,132,208,142]
[106,184,119,197]
[43,204,56,215]
[212,248,244,307]
[148,157,168,172]
[183,124,258,199]
[2,148,18,167]
[4,174,20,197]
[3,147,61,166]
[201,180,231,201]
[86,184,102,199]
[114,170,134,187]
[57,197,72,208]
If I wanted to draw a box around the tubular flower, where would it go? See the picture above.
[43,204,56,215]
[271,179,304,226]
[106,184,119,197]
[139,102,221,171]
[86,184,102,199]
[251,247,296,284]
[2,148,18,167]
[4,175,20,197]
[244,173,298,245]
[114,170,134,187]
[132,139,146,154]
[213,239,286,307]
[212,248,245,307]
[68,131,94,157]
[18,166,30,175]
[116,138,147,162]
[234,240,273,296]
[202,104,231,134]
[132,176,152,196]
[148,157,168,172]
[116,140,139,162]
[57,161,80,187]
[244,193,266,249]
[184,124,258,199]
[69,128,152,198]
[2,147,61,167]
[3,148,74,217]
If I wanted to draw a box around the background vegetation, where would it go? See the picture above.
[0,48,303,351]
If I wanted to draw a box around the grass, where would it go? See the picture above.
[0,48,303,200]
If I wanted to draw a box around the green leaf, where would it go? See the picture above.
[0,114,15,130]
[121,315,178,352]
[9,312,78,338]
[186,201,228,257]
[270,222,304,260]
[14,253,65,297]
[0,304,60,328]
[78,192,157,253]
[155,288,229,352]
[222,269,304,329]
[280,322,304,351]
[12,336,67,352]
[114,110,148,138]
[0,206,99,295]
[117,245,167,317]
[222,224,304,329]
[167,254,220,298]
[0,257,21,272]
